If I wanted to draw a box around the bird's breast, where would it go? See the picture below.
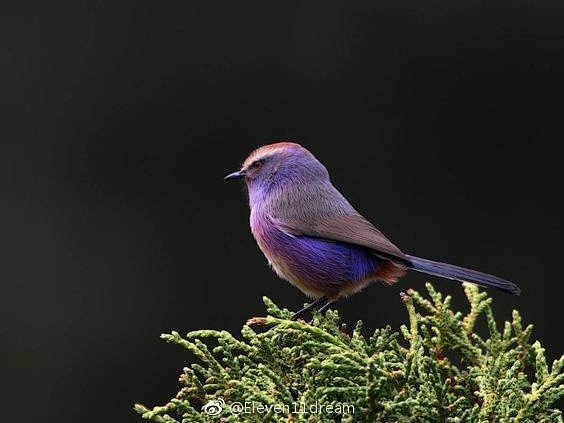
[249,207,295,280]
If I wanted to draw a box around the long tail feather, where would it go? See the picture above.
[405,254,521,295]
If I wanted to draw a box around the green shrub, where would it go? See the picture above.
[135,283,563,422]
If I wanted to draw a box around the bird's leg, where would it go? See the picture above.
[278,297,330,345]
[307,299,335,325]
[291,297,329,321]
[278,298,335,344]
[316,299,335,315]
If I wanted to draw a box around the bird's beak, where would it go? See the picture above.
[224,169,246,180]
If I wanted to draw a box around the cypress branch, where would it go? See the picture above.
[135,283,563,422]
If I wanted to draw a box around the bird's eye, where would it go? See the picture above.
[251,160,262,169]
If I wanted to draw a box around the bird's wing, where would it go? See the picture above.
[275,212,410,266]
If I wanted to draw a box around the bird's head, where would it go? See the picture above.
[224,142,329,195]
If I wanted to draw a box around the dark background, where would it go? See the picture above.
[3,1,563,422]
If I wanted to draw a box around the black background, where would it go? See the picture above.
[4,1,563,422]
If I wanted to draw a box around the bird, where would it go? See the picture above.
[225,142,521,320]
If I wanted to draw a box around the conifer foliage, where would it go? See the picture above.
[136,283,563,422]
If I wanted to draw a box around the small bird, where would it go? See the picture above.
[225,142,520,320]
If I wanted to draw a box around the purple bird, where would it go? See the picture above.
[225,142,520,320]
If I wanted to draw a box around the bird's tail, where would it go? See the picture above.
[405,254,521,295]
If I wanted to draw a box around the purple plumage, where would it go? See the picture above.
[225,141,520,317]
[250,207,388,299]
